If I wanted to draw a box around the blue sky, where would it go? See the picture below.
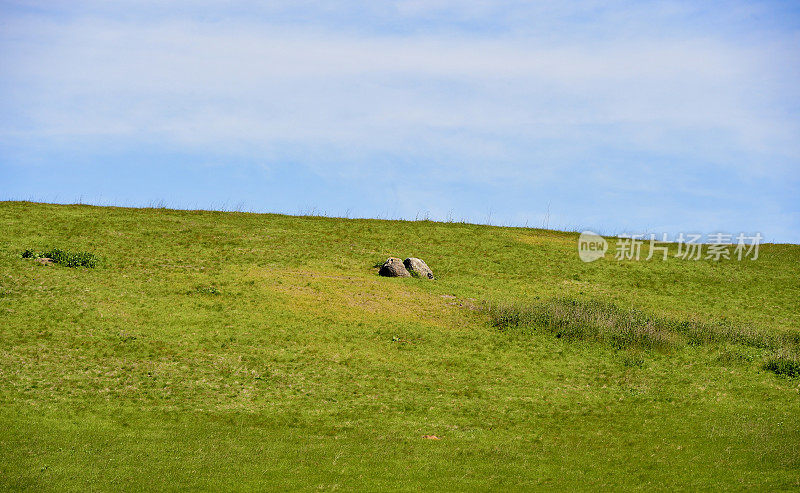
[2,1,799,241]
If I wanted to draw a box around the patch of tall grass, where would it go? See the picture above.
[487,298,800,374]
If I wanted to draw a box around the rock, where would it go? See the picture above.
[404,257,434,279]
[379,257,410,277]
[35,257,54,266]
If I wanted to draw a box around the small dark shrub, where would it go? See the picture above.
[764,357,800,378]
[21,248,99,268]
[42,248,99,268]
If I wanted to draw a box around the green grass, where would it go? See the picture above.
[764,356,800,378]
[21,248,100,268]
[1,201,799,490]
[488,298,800,354]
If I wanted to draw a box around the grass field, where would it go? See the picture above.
[1,201,799,490]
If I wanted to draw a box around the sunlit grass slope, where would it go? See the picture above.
[1,201,799,490]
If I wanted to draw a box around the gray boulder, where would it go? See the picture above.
[403,257,434,279]
[379,257,410,277]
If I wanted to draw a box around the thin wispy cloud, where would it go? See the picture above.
[1,1,798,240]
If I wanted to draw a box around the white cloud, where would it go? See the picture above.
[3,16,798,169]
[1,2,798,239]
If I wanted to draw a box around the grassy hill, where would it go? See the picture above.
[1,201,798,490]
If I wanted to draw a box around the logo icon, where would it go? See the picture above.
[578,231,607,262]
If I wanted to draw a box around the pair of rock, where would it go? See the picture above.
[379,257,434,279]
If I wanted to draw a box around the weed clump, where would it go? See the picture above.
[44,249,99,268]
[21,248,99,268]
[190,285,220,295]
[621,351,645,368]
[763,357,800,378]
